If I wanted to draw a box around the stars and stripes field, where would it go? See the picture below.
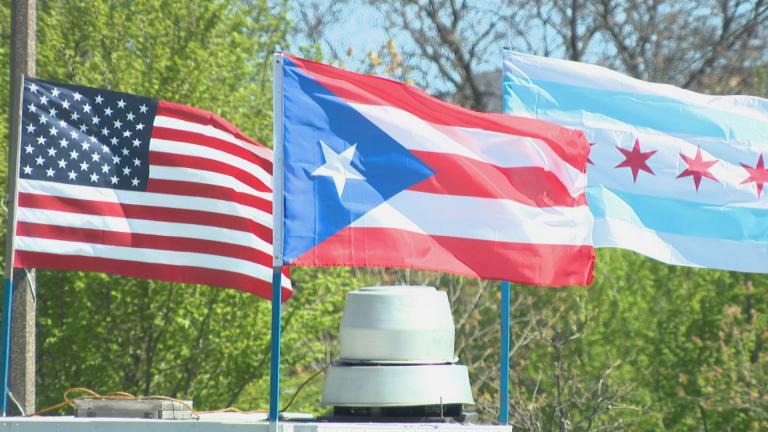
[15,78,290,299]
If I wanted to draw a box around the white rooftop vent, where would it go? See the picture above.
[322,286,474,421]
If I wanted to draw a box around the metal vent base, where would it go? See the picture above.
[324,404,471,423]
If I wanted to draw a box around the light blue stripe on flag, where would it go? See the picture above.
[503,77,768,143]
[504,50,768,273]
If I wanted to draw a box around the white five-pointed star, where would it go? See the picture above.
[95,94,104,104]
[311,140,365,197]
[68,170,77,180]
[22,165,32,175]
[51,88,60,97]
[139,104,148,114]
[117,99,126,109]
[25,123,35,133]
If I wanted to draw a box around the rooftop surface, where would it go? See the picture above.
[0,413,513,431]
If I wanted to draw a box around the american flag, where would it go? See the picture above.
[14,77,291,299]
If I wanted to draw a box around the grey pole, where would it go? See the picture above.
[6,0,36,416]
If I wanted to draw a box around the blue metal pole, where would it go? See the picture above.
[499,281,511,425]
[268,267,283,422]
[0,277,14,416]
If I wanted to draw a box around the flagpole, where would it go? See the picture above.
[268,51,286,425]
[1,74,26,416]
[499,280,511,425]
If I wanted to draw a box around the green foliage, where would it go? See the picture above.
[0,1,766,428]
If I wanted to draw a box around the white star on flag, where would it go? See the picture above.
[311,140,365,197]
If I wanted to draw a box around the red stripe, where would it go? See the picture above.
[147,179,272,214]
[14,250,291,300]
[292,227,594,286]
[409,151,586,207]
[16,222,272,265]
[151,126,273,170]
[150,151,271,192]
[156,100,264,148]
[285,55,590,172]
[18,192,272,245]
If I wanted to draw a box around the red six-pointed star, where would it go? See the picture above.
[677,147,718,191]
[741,153,768,198]
[615,138,656,182]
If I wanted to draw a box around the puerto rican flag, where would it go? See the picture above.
[276,54,594,286]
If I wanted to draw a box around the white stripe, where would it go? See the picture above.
[536,119,768,208]
[351,190,592,246]
[15,236,293,289]
[594,216,768,272]
[17,207,273,255]
[350,103,586,196]
[19,179,272,226]
[149,166,272,201]
[504,51,768,124]
[150,138,272,187]
[153,115,274,162]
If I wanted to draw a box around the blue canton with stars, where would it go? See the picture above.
[20,78,158,191]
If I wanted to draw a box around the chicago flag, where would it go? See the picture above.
[276,54,595,286]
[503,50,768,272]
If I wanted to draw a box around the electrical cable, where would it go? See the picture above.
[280,365,328,413]
[30,387,199,419]
[30,364,330,419]
[7,390,25,416]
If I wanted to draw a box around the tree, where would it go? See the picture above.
[0,0,362,413]
[288,1,768,429]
